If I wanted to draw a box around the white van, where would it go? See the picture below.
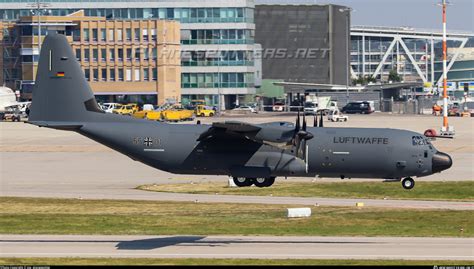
[142,104,155,111]
[101,103,121,113]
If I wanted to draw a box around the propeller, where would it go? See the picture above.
[295,110,301,133]
[302,112,307,131]
[319,110,324,127]
[293,111,314,159]
[313,113,318,127]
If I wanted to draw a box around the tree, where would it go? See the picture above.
[352,75,377,85]
[388,69,402,82]
[366,75,376,83]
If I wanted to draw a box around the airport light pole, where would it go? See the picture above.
[28,0,51,52]
[437,0,454,136]
[217,46,222,115]
[339,7,353,104]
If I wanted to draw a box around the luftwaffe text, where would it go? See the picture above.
[333,137,389,144]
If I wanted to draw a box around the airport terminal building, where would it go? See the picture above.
[0,0,259,108]
[350,26,474,97]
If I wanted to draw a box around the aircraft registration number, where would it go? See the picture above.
[132,137,162,147]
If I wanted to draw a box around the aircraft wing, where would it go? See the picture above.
[197,121,261,141]
[197,121,295,145]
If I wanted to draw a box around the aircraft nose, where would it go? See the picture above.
[432,151,453,173]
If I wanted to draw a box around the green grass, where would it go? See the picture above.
[1,257,473,266]
[0,197,472,237]
[137,181,474,201]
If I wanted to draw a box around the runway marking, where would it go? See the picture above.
[144,149,165,152]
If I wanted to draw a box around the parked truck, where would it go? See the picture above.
[304,95,337,115]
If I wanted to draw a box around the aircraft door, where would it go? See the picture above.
[308,132,335,176]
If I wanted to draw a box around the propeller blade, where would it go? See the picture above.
[319,111,324,127]
[295,111,300,133]
[302,112,307,131]
[294,135,301,155]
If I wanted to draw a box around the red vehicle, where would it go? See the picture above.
[447,105,460,116]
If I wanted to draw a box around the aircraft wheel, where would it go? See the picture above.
[402,177,415,190]
[233,177,253,187]
[264,177,276,187]
[254,177,267,188]
[254,177,275,188]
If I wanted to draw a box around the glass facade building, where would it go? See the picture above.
[0,0,259,109]
[254,4,350,85]
[350,26,474,95]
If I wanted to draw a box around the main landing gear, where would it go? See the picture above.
[401,177,415,190]
[232,177,276,188]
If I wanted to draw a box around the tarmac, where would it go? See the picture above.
[1,113,472,202]
[1,113,473,260]
[0,235,472,260]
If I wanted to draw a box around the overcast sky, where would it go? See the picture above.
[255,0,474,31]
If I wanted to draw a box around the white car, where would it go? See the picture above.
[233,105,257,113]
[328,109,348,122]
[101,103,121,113]
[272,102,285,112]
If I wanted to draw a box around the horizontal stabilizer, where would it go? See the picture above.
[26,121,83,130]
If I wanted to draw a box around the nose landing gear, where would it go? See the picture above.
[401,177,415,190]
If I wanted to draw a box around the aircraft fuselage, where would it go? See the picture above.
[78,116,446,180]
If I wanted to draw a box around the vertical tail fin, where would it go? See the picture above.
[28,33,103,126]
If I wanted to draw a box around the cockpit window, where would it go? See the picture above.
[412,136,431,146]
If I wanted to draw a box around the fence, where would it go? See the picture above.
[381,97,437,114]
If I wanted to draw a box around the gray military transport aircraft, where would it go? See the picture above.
[28,34,453,190]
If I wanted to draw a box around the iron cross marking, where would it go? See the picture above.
[143,137,153,147]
